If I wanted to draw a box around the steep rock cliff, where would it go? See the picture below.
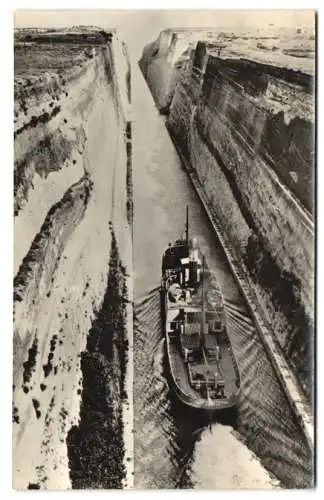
[140,29,314,401]
[13,28,133,489]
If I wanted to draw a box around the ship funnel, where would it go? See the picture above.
[189,246,199,263]
[189,260,198,286]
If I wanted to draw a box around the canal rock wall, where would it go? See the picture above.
[139,29,219,113]
[13,28,133,489]
[140,30,314,402]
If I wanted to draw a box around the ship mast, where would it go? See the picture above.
[200,255,206,343]
[185,205,189,248]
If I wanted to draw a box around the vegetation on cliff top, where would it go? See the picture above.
[67,228,129,489]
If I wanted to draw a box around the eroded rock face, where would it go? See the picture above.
[140,29,314,400]
[13,28,133,489]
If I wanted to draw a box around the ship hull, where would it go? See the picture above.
[160,287,240,411]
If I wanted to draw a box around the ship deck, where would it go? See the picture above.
[162,236,239,409]
[167,334,239,410]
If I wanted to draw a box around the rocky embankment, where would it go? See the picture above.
[13,27,133,489]
[140,28,314,409]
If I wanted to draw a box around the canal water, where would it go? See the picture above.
[132,62,312,489]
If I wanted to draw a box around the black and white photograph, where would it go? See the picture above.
[12,8,315,491]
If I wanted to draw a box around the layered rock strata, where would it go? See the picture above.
[13,27,133,489]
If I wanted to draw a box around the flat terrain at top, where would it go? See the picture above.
[14,27,113,79]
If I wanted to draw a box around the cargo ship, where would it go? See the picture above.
[160,207,240,410]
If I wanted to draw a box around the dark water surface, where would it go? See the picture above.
[132,64,313,489]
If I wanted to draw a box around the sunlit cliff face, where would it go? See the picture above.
[13,28,133,490]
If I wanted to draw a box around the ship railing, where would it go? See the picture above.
[187,362,194,384]
[187,361,230,401]
[166,274,179,286]
[174,239,187,247]
[169,320,185,335]
[188,365,218,390]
